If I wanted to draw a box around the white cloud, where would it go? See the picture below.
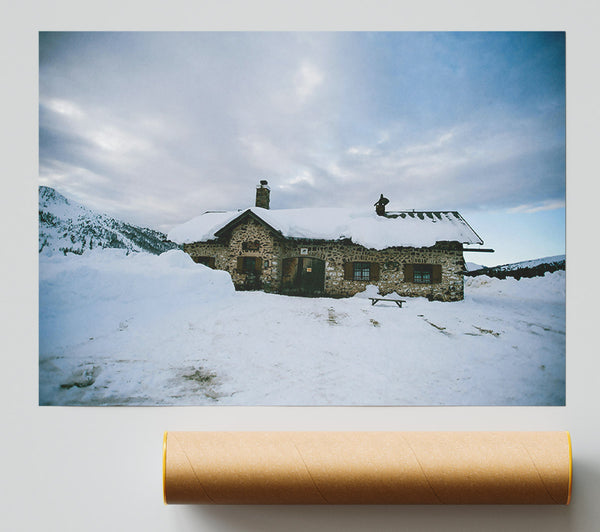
[38,32,565,230]
[89,126,151,155]
[376,131,390,145]
[347,146,374,156]
[283,170,315,187]
[402,127,458,155]
[239,134,294,172]
[508,200,566,213]
[294,61,324,102]
[39,161,112,215]
[43,98,85,119]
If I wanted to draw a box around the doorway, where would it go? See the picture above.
[281,257,325,296]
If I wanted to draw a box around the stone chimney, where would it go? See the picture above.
[255,180,270,209]
[374,194,389,216]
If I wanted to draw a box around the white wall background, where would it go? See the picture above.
[2,2,599,531]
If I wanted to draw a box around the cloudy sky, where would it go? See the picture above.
[39,31,565,266]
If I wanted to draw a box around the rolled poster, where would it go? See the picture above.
[163,431,572,504]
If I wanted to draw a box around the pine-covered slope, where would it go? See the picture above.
[465,254,565,280]
[39,186,180,256]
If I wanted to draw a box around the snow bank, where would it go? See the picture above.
[39,250,565,407]
[465,270,565,302]
[39,249,234,352]
[168,207,483,249]
[352,284,382,299]
[40,248,232,301]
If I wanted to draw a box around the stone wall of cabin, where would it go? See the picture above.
[183,219,466,301]
[184,219,284,292]
[279,239,465,301]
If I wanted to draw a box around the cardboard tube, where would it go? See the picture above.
[163,431,572,505]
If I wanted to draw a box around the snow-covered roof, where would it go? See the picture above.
[168,207,483,250]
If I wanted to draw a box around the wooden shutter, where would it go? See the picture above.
[255,257,263,273]
[370,262,380,281]
[343,262,353,280]
[236,256,244,273]
[403,263,414,283]
[208,257,216,269]
[432,264,442,283]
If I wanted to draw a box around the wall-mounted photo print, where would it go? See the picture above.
[39,32,565,406]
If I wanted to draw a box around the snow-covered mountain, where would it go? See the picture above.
[465,261,484,272]
[488,255,565,272]
[39,186,179,256]
[465,254,565,280]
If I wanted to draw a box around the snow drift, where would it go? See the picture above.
[39,250,565,406]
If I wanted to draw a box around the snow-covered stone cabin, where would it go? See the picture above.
[168,181,485,301]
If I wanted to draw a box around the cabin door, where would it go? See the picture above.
[281,257,325,296]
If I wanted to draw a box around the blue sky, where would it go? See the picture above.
[39,31,565,266]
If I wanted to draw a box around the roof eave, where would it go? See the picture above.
[451,212,484,245]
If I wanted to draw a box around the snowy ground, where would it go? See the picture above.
[39,250,565,406]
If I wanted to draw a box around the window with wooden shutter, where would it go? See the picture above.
[370,262,380,281]
[405,264,442,284]
[344,261,380,281]
[414,265,432,283]
[432,264,442,283]
[353,262,371,281]
[403,263,414,282]
[343,262,353,280]
[254,257,263,273]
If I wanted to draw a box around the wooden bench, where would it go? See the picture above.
[369,297,406,308]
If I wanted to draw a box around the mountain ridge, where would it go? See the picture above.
[465,254,565,280]
[39,186,565,278]
[39,186,180,256]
